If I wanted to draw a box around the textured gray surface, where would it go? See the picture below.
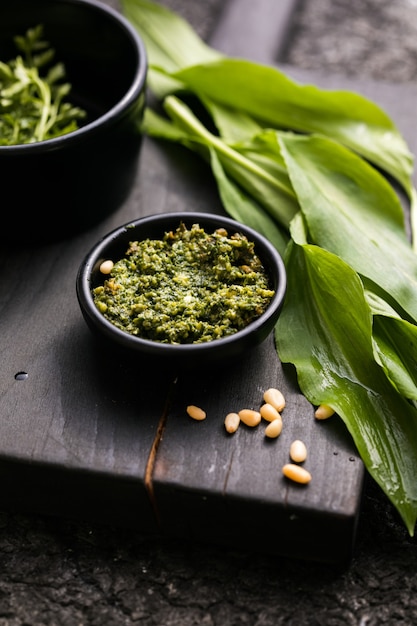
[2,1,417,624]
[283,0,417,82]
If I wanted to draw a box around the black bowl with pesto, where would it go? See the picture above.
[0,0,147,243]
[76,212,287,368]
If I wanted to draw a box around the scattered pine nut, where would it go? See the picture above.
[187,405,206,421]
[238,409,261,427]
[290,439,307,463]
[282,463,312,484]
[260,403,280,423]
[265,418,283,438]
[99,260,114,274]
[263,388,285,412]
[224,412,240,433]
[314,404,335,420]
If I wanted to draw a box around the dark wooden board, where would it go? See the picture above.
[0,117,364,564]
[0,0,416,563]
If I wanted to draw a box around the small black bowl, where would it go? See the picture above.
[0,0,147,243]
[76,212,287,369]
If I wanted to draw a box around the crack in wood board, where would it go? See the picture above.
[144,376,178,528]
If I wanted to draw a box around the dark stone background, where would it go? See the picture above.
[284,0,417,82]
[2,1,417,624]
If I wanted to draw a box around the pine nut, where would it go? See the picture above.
[282,463,312,484]
[314,404,335,420]
[260,403,280,422]
[238,409,261,427]
[263,388,285,412]
[290,439,307,463]
[265,418,282,438]
[99,260,114,274]
[224,412,240,433]
[187,405,206,421]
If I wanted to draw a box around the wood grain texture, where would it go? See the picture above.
[153,336,363,563]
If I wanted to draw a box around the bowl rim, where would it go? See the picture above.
[0,0,147,154]
[76,212,287,356]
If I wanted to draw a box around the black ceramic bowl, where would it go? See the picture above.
[0,0,147,243]
[76,212,287,368]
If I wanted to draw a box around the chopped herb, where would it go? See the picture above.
[0,24,86,145]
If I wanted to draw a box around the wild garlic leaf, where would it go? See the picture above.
[278,133,417,323]
[124,0,417,243]
[231,129,290,188]
[372,313,417,401]
[145,95,299,228]
[142,106,189,141]
[275,241,417,536]
[146,67,186,99]
[203,99,263,143]
[122,0,414,193]
[365,290,417,399]
[173,59,414,198]
[120,0,221,73]
[209,148,290,256]
[143,106,291,256]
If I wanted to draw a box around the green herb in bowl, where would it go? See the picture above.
[0,24,86,145]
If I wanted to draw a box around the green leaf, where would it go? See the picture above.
[276,241,417,536]
[143,106,290,255]
[278,133,417,323]
[372,314,417,401]
[232,130,290,187]
[120,0,221,73]
[0,60,13,79]
[174,58,414,197]
[366,293,417,400]
[204,99,263,143]
[123,0,414,197]
[146,67,186,99]
[208,148,290,257]
[142,106,191,141]
[33,48,55,70]
[144,95,299,229]
[46,62,65,85]
[409,186,417,252]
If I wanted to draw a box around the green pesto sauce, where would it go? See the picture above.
[93,222,275,344]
